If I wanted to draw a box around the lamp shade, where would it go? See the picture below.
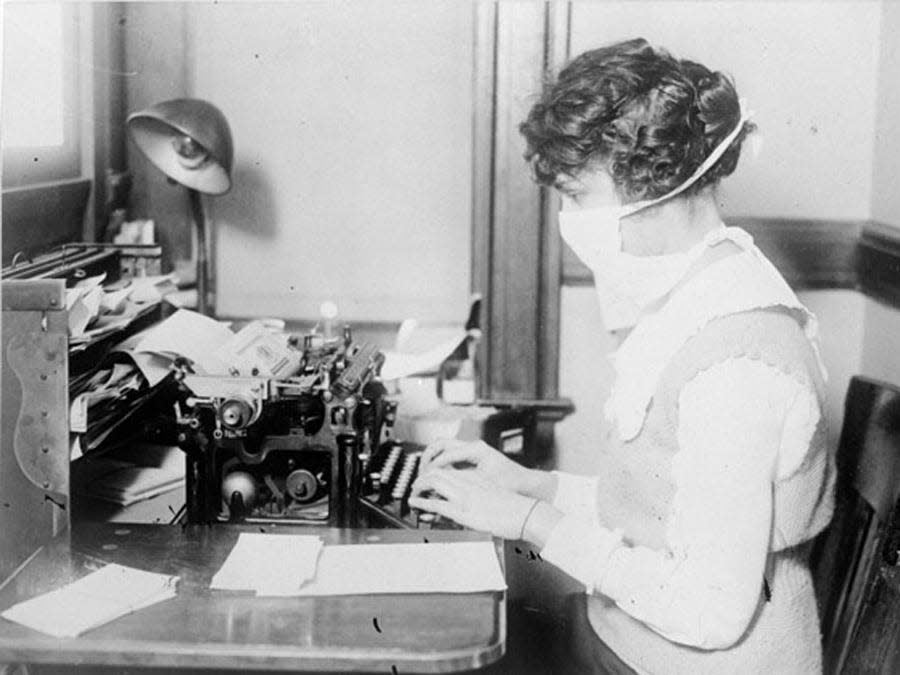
[126,98,233,195]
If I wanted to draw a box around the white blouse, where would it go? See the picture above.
[544,358,821,648]
[541,225,825,649]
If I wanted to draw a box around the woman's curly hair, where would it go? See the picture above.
[519,38,755,202]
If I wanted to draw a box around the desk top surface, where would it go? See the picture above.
[0,523,505,672]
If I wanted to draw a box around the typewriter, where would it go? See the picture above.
[172,322,536,530]
[174,326,391,528]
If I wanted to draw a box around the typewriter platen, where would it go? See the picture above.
[175,327,393,528]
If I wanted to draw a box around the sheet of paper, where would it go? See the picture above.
[129,309,235,374]
[100,285,133,314]
[73,273,108,290]
[295,541,506,596]
[127,273,178,304]
[210,533,324,596]
[70,435,83,462]
[0,563,178,638]
[380,332,467,380]
[80,285,103,322]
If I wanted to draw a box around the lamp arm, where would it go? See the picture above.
[188,189,210,316]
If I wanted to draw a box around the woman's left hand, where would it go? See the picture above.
[409,469,538,540]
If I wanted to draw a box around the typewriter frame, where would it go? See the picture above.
[175,338,389,529]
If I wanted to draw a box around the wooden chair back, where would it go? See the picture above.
[811,375,900,675]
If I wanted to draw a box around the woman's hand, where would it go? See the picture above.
[409,469,540,540]
[419,439,555,500]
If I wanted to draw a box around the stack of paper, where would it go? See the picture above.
[75,444,185,506]
[0,564,179,638]
[211,533,324,596]
[68,358,171,455]
[66,273,170,348]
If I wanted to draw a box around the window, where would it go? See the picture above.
[2,3,81,187]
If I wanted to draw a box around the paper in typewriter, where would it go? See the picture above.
[0,563,178,638]
[295,541,507,595]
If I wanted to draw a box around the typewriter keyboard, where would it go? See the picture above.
[361,441,458,530]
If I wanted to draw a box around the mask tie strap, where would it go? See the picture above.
[621,99,755,218]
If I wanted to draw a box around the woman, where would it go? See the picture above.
[410,39,834,674]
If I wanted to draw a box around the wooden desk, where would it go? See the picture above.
[0,524,505,673]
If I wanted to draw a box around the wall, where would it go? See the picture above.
[568,1,882,220]
[858,1,900,417]
[556,1,890,472]
[556,286,618,474]
[862,298,900,388]
[798,290,867,449]
[124,1,474,325]
[871,0,900,227]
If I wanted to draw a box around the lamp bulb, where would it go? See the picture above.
[172,135,209,170]
[320,301,338,320]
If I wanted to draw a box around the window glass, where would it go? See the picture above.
[2,2,80,186]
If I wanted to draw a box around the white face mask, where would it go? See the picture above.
[559,101,753,331]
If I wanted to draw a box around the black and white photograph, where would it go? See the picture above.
[1,1,899,674]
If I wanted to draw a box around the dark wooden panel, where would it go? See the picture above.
[537,1,571,401]
[486,2,547,399]
[470,2,549,400]
[472,0,498,400]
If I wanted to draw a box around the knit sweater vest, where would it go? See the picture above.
[588,308,835,675]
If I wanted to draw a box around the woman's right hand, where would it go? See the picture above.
[418,438,554,499]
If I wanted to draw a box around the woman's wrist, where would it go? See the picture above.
[519,467,558,502]
[521,500,564,548]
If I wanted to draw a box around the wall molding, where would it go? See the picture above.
[562,217,900,308]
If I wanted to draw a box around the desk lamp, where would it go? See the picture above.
[126,98,233,315]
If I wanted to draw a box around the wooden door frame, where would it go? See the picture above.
[471,1,571,404]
